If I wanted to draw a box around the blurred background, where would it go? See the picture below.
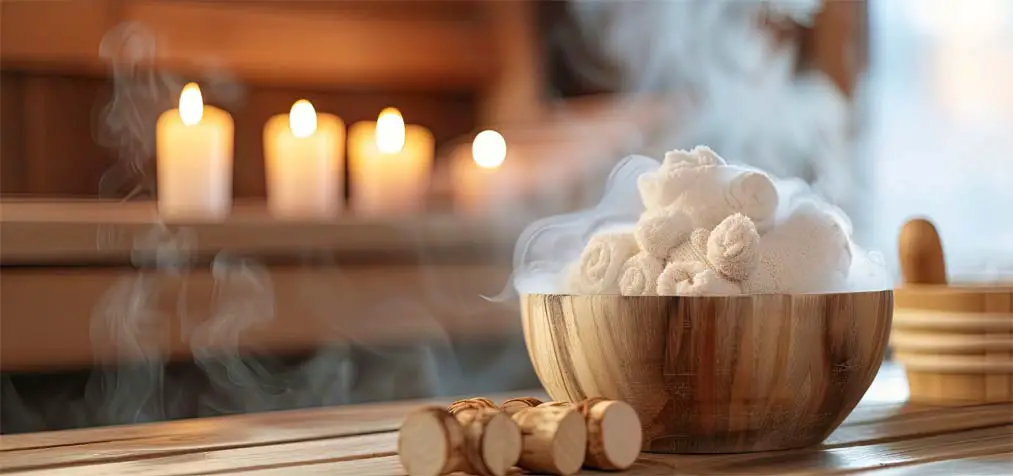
[0,0,1010,434]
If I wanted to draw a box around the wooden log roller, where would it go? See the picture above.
[397,403,521,476]
[455,397,586,475]
[532,398,642,471]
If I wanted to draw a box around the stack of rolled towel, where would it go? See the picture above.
[563,146,853,295]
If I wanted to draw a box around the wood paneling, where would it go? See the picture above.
[0,0,495,91]
[0,72,476,197]
[0,264,517,372]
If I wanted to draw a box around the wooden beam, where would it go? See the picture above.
[0,200,520,266]
[0,264,518,371]
[0,0,496,91]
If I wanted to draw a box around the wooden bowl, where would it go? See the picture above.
[893,217,1013,405]
[520,291,893,454]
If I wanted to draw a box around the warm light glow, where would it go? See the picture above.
[472,130,507,169]
[289,99,317,138]
[375,107,406,154]
[179,82,204,126]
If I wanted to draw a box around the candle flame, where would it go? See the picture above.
[375,107,406,154]
[472,130,507,169]
[289,99,317,138]
[179,82,204,126]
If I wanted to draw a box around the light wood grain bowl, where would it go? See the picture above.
[891,284,1013,405]
[520,291,893,454]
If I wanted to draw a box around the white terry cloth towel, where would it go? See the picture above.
[618,252,665,296]
[634,207,694,259]
[744,200,853,294]
[657,265,742,296]
[564,232,640,294]
[637,147,779,232]
[704,213,761,282]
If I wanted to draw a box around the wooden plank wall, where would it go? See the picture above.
[0,0,511,198]
[0,71,477,198]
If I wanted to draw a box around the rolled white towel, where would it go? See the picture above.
[666,228,711,268]
[634,207,693,258]
[658,265,742,296]
[662,145,725,169]
[637,148,778,231]
[706,213,760,282]
[565,232,640,294]
[743,200,852,294]
[725,171,779,232]
[618,252,665,296]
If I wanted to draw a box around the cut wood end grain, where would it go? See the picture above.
[537,398,643,471]
[398,407,464,476]
[587,400,642,471]
[511,405,586,475]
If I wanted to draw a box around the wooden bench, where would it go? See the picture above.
[0,362,1009,474]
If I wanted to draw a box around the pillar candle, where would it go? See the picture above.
[263,99,344,218]
[348,108,434,216]
[156,82,234,220]
[450,130,520,216]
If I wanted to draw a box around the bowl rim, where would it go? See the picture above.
[521,289,894,298]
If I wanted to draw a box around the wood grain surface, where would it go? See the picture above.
[0,264,517,371]
[893,217,1013,405]
[0,362,1010,475]
[520,292,894,453]
[0,200,521,266]
[0,200,524,370]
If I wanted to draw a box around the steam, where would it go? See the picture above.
[504,151,891,297]
[94,22,179,199]
[559,0,860,212]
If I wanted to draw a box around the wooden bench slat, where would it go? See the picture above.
[855,453,1013,475]
[1,432,397,475]
[638,425,1013,476]
[0,395,434,452]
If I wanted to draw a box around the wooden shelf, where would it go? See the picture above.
[0,199,523,371]
[0,199,522,266]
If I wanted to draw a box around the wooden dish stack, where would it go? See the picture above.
[892,218,1013,405]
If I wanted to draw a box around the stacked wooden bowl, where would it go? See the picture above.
[891,218,1013,405]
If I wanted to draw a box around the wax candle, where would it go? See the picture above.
[348,108,434,215]
[156,82,234,220]
[263,99,344,218]
[450,130,520,216]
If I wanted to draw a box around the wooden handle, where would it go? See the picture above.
[899,218,947,285]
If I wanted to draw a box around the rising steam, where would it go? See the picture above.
[560,0,859,211]
[504,151,891,297]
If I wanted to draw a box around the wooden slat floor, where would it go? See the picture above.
[0,363,1010,475]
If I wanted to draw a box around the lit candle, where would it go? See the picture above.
[450,130,519,215]
[263,99,344,218]
[155,82,234,220]
[348,108,434,215]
